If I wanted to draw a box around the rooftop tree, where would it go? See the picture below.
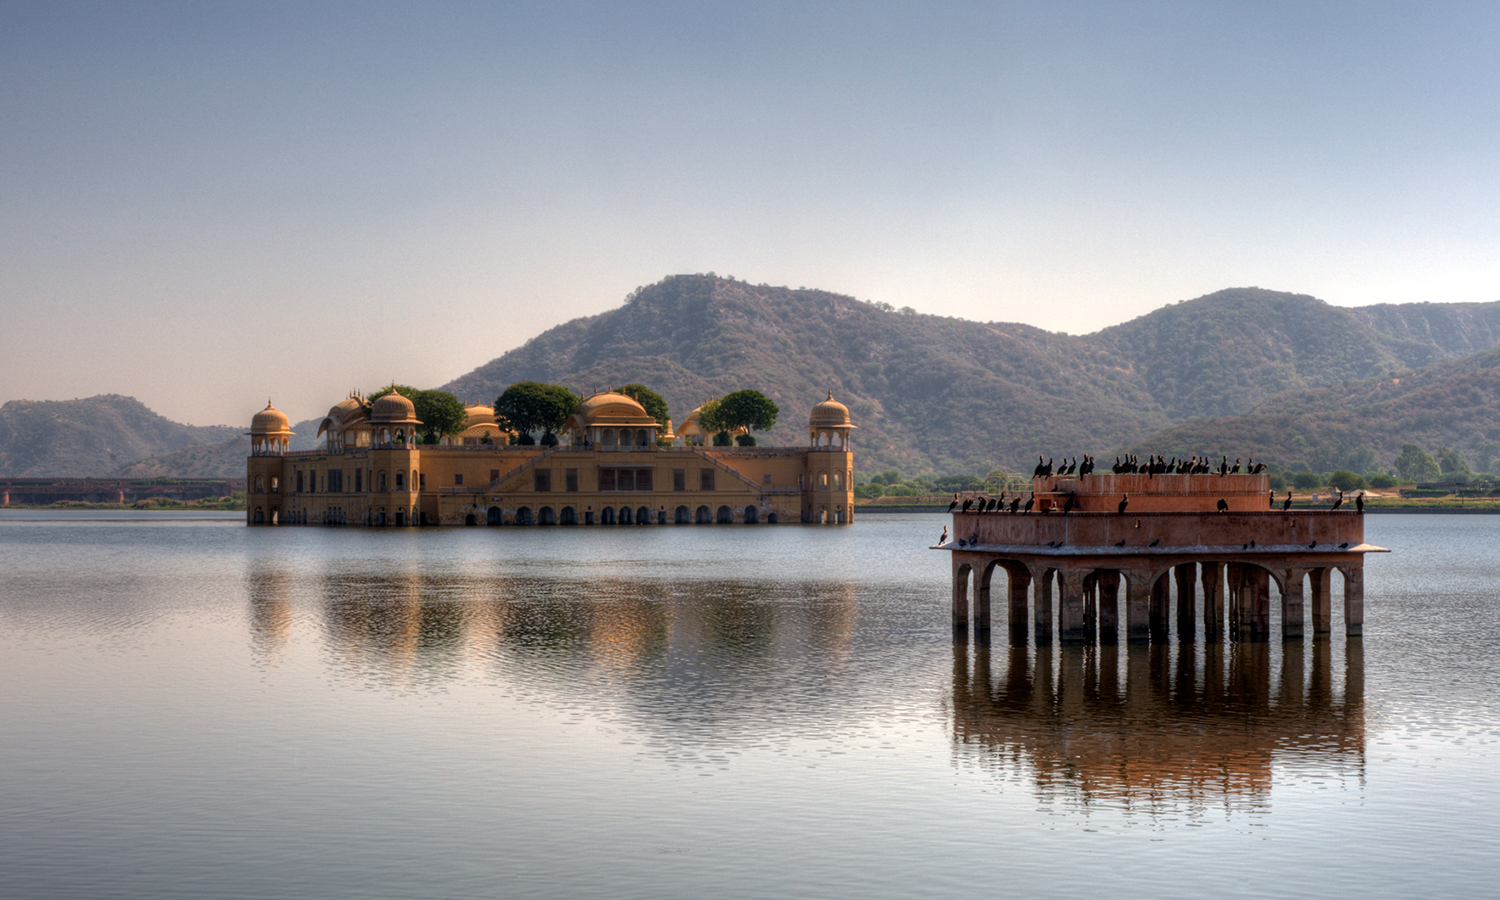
[366,385,468,444]
[495,382,579,445]
[617,383,671,431]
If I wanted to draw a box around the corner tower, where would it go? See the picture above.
[803,391,856,523]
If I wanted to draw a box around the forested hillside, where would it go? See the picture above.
[10,279,1500,478]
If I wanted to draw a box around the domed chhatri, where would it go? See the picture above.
[808,391,855,450]
[246,390,855,528]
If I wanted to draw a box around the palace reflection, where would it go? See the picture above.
[950,638,1365,812]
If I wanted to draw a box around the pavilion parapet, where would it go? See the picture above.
[1031,472,1274,513]
[949,508,1364,553]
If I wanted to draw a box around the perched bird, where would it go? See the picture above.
[1117,492,1129,515]
[1216,498,1229,513]
[1242,543,1249,550]
[1339,542,1349,550]
[1250,540,1256,548]
[1283,490,1293,512]
[1269,490,1276,509]
[1062,492,1076,514]
[1230,458,1242,474]
[1115,539,1126,547]
[946,494,959,513]
[1307,541,1317,549]
[961,498,973,513]
[1356,491,1365,514]
[1329,489,1344,512]
[939,526,948,544]
[1149,538,1160,547]
[1022,495,1035,514]
[1033,456,1046,477]
[1009,497,1021,514]
[957,538,967,548]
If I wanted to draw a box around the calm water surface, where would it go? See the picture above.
[1,510,1497,899]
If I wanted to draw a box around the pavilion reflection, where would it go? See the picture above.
[950,638,1365,812]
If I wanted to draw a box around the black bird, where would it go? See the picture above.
[1062,492,1076,514]
[1009,497,1021,514]
[1033,456,1046,477]
[1118,492,1129,515]
[1115,539,1126,547]
[961,498,973,513]
[1242,543,1249,550]
[957,538,967,548]
[1269,489,1276,509]
[1283,490,1293,512]
[1022,495,1035,514]
[1113,456,1125,474]
[1149,538,1160,547]
[1307,541,1317,549]
[1250,540,1256,548]
[939,526,948,544]
[1219,456,1229,476]
[1230,458,1242,474]
[1216,498,1229,512]
[1043,457,1055,476]
[1329,489,1344,512]
[969,533,978,545]
[946,494,959,513]
[1356,491,1365,514]
[1339,542,1349,550]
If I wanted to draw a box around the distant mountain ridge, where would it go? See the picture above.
[0,395,239,477]
[8,279,1500,478]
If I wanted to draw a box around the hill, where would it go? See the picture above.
[444,277,1500,475]
[0,395,240,477]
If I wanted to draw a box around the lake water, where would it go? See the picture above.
[1,510,1497,899]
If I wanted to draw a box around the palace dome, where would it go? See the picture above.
[809,391,853,428]
[569,390,656,429]
[250,400,291,435]
[463,403,498,428]
[369,391,420,424]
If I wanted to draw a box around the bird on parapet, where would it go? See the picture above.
[1033,456,1046,477]
[1269,490,1276,509]
[1307,541,1317,549]
[1283,490,1293,511]
[939,526,948,544]
[1230,458,1242,474]
[1149,538,1160,547]
[1339,542,1349,549]
[1022,495,1035,514]
[1356,491,1365,513]
[1009,496,1021,514]
[1118,493,1129,515]
[1216,498,1229,513]
[1115,539,1126,547]
[1330,489,1344,512]
[947,494,959,512]
[1219,456,1229,476]
[1062,492,1076,514]
[1250,540,1256,548]
[961,498,973,513]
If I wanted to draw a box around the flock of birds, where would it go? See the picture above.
[1034,454,1270,477]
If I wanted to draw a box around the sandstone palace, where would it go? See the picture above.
[246,390,855,527]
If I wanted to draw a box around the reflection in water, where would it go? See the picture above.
[246,560,294,655]
[950,638,1365,815]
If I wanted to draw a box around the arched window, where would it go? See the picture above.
[395,472,405,489]
[636,429,648,449]
[602,430,616,451]
[744,506,759,524]
[255,475,264,492]
[378,473,387,491]
[717,505,733,524]
[270,476,280,492]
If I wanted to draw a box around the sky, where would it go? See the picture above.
[4,1,1498,427]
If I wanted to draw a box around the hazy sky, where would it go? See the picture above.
[4,1,1497,426]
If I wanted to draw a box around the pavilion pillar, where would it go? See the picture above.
[1174,563,1197,642]
[1201,562,1224,642]
[1246,566,1271,640]
[1149,575,1170,643]
[1007,566,1031,647]
[1343,564,1364,637]
[952,560,970,636]
[1034,567,1055,646]
[1058,569,1089,645]
[1225,563,1243,636]
[1310,567,1333,635]
[974,563,992,639]
[1281,568,1306,641]
[1083,573,1098,638]
[1125,572,1151,644]
[1097,570,1120,645]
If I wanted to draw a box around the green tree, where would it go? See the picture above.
[494,382,579,444]
[1368,473,1398,489]
[1291,472,1323,490]
[617,383,671,431]
[696,398,730,443]
[1328,470,1367,492]
[1436,446,1473,482]
[1395,443,1442,483]
[717,389,779,434]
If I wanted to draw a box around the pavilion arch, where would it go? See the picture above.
[601,507,616,525]
[619,506,633,525]
[254,507,264,524]
[465,513,477,526]
[744,506,759,524]
[675,505,691,524]
[636,506,651,524]
[696,505,712,524]
[717,505,733,524]
[539,506,556,525]
[559,506,578,525]
[516,506,535,525]
[487,506,503,525]
[766,512,778,524]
